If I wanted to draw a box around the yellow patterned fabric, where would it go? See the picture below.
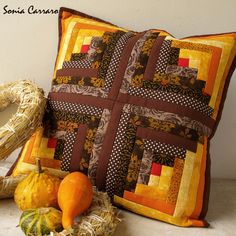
[11,7,236,227]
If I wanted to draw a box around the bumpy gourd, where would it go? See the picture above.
[58,172,93,229]
[14,158,61,211]
[19,207,63,236]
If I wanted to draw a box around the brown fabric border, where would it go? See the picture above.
[48,92,114,110]
[182,32,236,40]
[144,36,165,81]
[70,124,88,172]
[199,140,211,220]
[56,68,97,77]
[137,127,197,152]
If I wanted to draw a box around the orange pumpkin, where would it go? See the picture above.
[58,172,93,229]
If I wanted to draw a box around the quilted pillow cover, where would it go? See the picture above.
[12,7,236,227]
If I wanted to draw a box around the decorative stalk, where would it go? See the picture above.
[36,158,43,173]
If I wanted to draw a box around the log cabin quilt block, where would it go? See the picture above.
[12,7,236,227]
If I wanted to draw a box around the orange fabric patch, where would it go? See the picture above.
[166,158,184,205]
[124,190,175,215]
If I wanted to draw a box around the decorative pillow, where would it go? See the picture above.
[12,7,236,227]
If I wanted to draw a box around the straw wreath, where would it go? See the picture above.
[0,175,27,199]
[52,190,121,236]
[0,80,46,159]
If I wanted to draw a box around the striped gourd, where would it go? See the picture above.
[19,207,63,236]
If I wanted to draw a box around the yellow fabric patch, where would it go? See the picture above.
[159,175,172,191]
[179,49,211,81]
[189,58,200,69]
[174,151,196,218]
[12,160,67,179]
[185,143,204,217]
[161,165,173,177]
[83,36,92,45]
[135,183,167,201]
[57,21,77,72]
[38,138,55,159]
[148,175,160,186]
[114,195,193,227]
[72,35,84,54]
[158,165,173,191]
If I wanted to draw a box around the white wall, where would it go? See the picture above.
[0,0,235,178]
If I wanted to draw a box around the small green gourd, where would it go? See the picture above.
[19,207,63,236]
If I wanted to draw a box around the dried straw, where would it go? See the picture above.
[52,190,121,236]
[0,80,46,159]
[0,175,26,199]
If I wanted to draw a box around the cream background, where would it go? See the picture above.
[0,0,235,178]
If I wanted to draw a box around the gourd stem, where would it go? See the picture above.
[36,158,43,173]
